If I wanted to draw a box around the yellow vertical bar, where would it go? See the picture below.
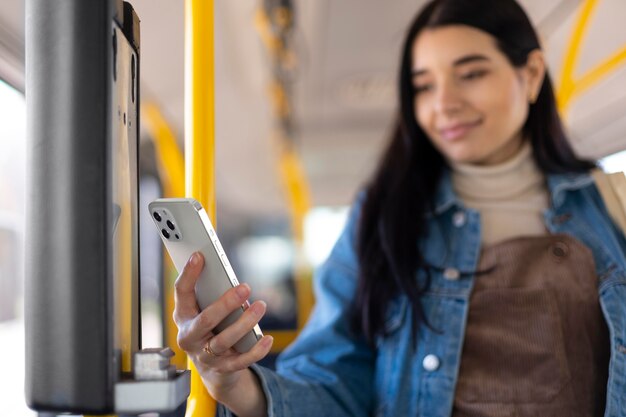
[185,0,217,416]
[185,0,215,213]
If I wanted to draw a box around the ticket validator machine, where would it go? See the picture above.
[25,0,190,414]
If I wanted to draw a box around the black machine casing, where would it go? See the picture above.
[25,0,140,413]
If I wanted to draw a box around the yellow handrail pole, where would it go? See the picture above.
[143,103,185,198]
[275,140,314,330]
[557,0,599,115]
[571,45,626,101]
[556,0,626,122]
[185,0,215,212]
[264,134,314,353]
[142,102,187,370]
[185,0,217,416]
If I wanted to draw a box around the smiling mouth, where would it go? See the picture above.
[438,120,483,142]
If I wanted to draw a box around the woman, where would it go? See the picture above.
[173,1,626,416]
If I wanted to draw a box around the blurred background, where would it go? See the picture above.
[1,0,626,415]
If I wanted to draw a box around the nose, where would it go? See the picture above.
[434,80,463,115]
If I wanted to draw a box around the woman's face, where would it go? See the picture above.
[411,25,544,165]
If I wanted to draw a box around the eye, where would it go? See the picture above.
[413,83,433,95]
[460,69,488,81]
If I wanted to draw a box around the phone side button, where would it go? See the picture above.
[213,239,224,255]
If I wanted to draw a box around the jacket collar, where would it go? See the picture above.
[431,169,459,215]
[431,168,594,216]
[545,171,594,209]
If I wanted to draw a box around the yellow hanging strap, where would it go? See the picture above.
[185,0,217,416]
[253,3,316,351]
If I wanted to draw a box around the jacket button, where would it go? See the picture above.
[552,241,569,258]
[423,354,440,371]
[443,267,460,281]
[452,211,466,227]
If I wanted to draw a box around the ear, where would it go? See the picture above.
[523,49,546,104]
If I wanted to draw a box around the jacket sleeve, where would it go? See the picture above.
[589,180,626,259]
[217,194,376,417]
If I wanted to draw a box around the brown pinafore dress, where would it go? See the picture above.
[452,235,610,417]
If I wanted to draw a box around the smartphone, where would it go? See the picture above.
[148,198,263,353]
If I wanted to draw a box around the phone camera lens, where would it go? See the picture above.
[175,234,180,240]
[162,229,170,239]
[153,212,162,222]
[166,220,175,231]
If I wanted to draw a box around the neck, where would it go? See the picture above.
[451,141,539,201]
[450,141,550,245]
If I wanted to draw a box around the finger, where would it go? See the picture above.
[184,283,251,347]
[208,300,266,354]
[196,338,237,364]
[173,252,205,323]
[212,336,274,374]
[178,283,251,351]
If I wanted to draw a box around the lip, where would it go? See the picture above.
[438,119,482,142]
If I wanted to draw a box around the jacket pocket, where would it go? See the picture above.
[454,288,572,404]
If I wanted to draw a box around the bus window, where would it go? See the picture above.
[0,79,34,416]
[600,150,626,174]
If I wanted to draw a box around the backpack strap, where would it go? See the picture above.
[592,168,626,234]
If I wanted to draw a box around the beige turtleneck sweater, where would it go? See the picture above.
[450,142,550,246]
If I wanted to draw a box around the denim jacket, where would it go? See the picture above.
[218,170,626,417]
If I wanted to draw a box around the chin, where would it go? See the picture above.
[440,147,484,165]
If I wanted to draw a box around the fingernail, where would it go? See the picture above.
[251,300,266,316]
[190,253,199,266]
[236,283,250,298]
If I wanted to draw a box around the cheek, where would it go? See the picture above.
[504,82,526,114]
[481,78,528,132]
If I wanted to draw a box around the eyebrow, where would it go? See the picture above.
[412,54,491,77]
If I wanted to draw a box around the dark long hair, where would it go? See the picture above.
[352,0,596,345]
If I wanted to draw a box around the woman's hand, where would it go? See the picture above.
[173,252,273,417]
